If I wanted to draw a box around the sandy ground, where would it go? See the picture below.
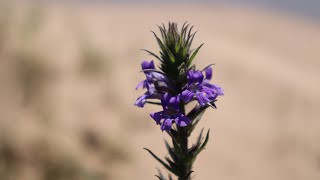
[1,2,320,180]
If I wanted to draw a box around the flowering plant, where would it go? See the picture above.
[135,22,223,180]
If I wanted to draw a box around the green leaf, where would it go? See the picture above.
[196,128,205,146]
[186,128,205,158]
[180,22,188,40]
[178,62,187,77]
[141,69,166,76]
[156,169,166,180]
[201,64,215,71]
[151,31,166,51]
[164,140,179,163]
[143,148,177,175]
[194,129,210,157]
[172,138,183,158]
[183,171,194,179]
[188,43,204,66]
[186,105,208,135]
[164,157,178,171]
[164,45,176,63]
[186,31,197,49]
[157,25,166,41]
[142,49,163,62]
[146,101,162,106]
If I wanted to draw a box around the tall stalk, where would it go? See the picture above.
[135,22,223,180]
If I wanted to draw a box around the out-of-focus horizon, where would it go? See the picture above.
[46,0,320,20]
[0,0,320,180]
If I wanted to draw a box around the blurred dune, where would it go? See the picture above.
[0,1,320,180]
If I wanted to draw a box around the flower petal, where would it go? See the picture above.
[150,111,164,125]
[169,95,180,110]
[204,66,212,80]
[161,93,171,108]
[187,70,204,84]
[180,89,195,103]
[206,91,218,101]
[135,80,145,90]
[175,115,191,127]
[161,119,173,131]
[141,60,155,70]
[161,93,180,110]
[134,92,151,107]
[212,84,224,95]
[196,93,210,106]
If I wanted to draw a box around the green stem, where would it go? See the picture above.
[176,104,191,180]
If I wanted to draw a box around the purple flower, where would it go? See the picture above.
[135,60,156,90]
[180,67,223,106]
[135,60,158,107]
[134,91,162,108]
[135,60,173,108]
[150,93,191,131]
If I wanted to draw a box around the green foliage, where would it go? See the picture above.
[144,22,203,86]
[155,169,173,180]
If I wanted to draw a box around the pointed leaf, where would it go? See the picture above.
[146,101,162,106]
[178,62,187,76]
[194,129,210,157]
[156,168,167,180]
[157,25,166,41]
[142,49,163,62]
[164,45,176,63]
[196,128,205,146]
[188,43,204,66]
[151,31,166,51]
[187,31,197,49]
[183,171,194,179]
[201,63,215,71]
[186,128,205,157]
[144,148,176,175]
[172,137,183,158]
[141,69,166,76]
[164,157,178,170]
[164,140,179,162]
[186,105,208,135]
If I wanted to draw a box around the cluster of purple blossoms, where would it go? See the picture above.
[135,60,223,131]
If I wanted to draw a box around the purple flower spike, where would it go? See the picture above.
[181,67,223,106]
[150,93,191,131]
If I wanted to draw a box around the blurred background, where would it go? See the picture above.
[0,0,319,179]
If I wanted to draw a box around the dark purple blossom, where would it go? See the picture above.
[135,92,160,108]
[135,60,173,108]
[135,60,159,107]
[181,67,223,106]
[135,60,156,91]
[150,93,191,131]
